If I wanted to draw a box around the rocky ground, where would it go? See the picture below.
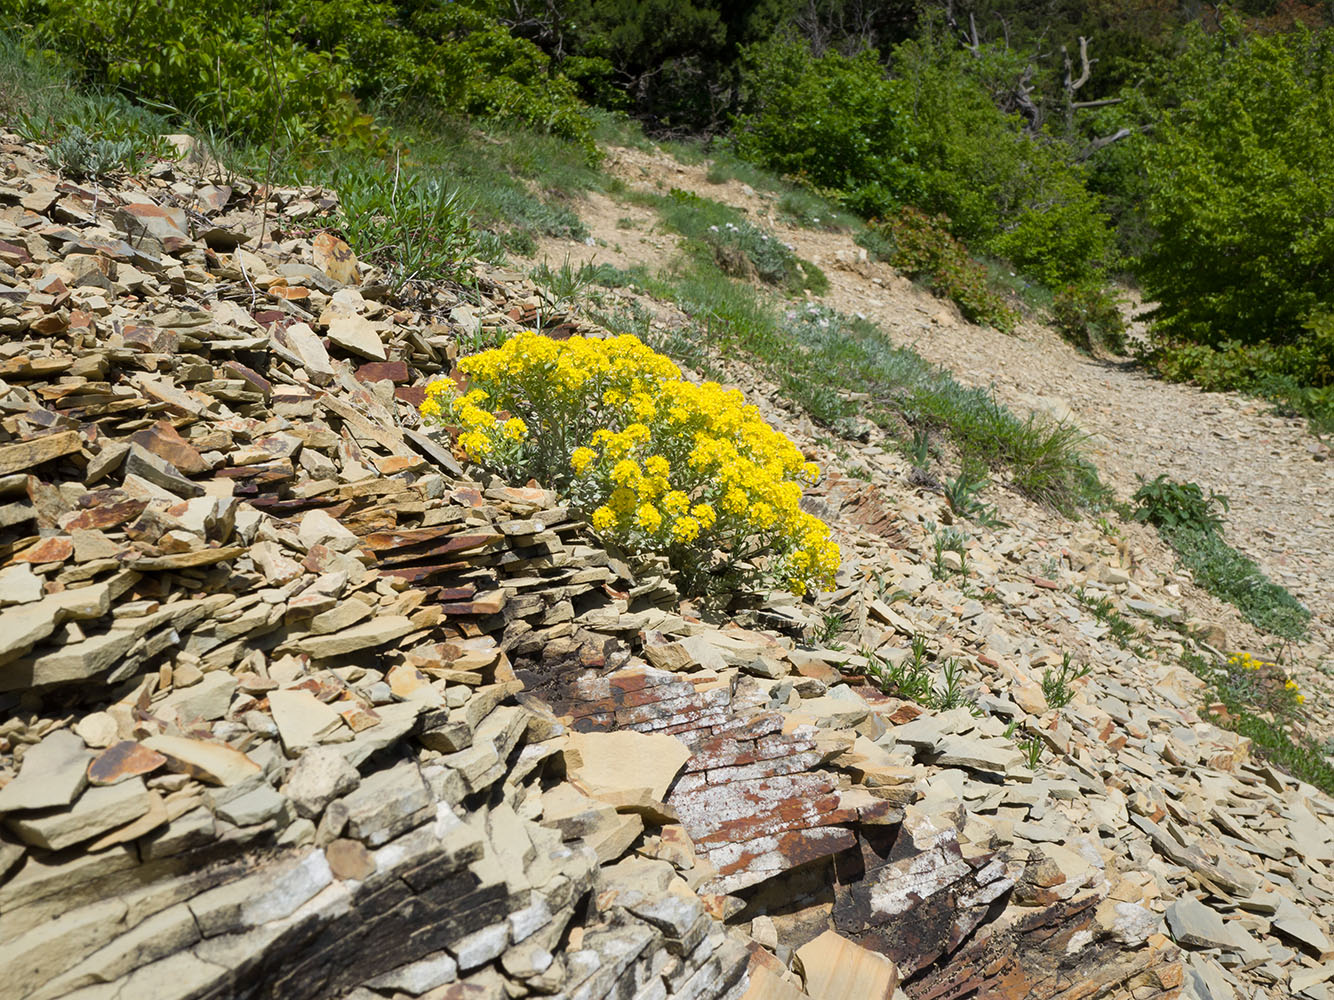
[0,131,1332,1000]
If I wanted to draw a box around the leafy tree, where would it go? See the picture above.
[733,30,1114,283]
[1138,17,1334,347]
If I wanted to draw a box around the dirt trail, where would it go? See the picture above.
[532,145,1334,661]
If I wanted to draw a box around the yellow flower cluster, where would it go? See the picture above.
[419,330,840,597]
[1228,651,1275,672]
[1227,651,1306,704]
[421,382,528,460]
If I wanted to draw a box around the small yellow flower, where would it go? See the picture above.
[571,447,596,474]
[670,515,700,544]
[1285,679,1298,691]
[591,506,616,531]
[503,417,527,441]
[457,430,493,457]
[1296,694,1306,704]
[611,459,641,487]
[635,504,663,533]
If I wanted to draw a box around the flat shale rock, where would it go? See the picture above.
[0,730,89,812]
[795,929,898,1000]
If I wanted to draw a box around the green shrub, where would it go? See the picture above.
[732,41,917,201]
[1166,526,1310,640]
[1131,475,1228,535]
[1138,17,1334,350]
[874,207,1018,332]
[732,33,1114,285]
[1145,318,1334,433]
[1051,283,1128,354]
[12,0,593,152]
[1131,475,1309,640]
[328,163,476,290]
[43,126,135,179]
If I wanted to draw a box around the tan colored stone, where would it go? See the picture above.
[143,734,261,786]
[796,930,898,1000]
[564,730,691,802]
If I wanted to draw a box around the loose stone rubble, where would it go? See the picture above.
[0,131,1332,1000]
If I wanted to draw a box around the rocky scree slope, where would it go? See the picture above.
[0,134,1330,1000]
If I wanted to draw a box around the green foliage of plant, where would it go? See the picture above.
[1131,475,1229,535]
[652,189,827,293]
[873,207,1018,332]
[1042,652,1090,710]
[1051,283,1128,354]
[1145,317,1334,434]
[1138,17,1334,352]
[41,125,132,179]
[943,467,1005,528]
[1074,586,1143,650]
[765,304,1105,511]
[810,610,847,649]
[732,32,1115,285]
[344,115,597,262]
[776,188,850,231]
[12,0,594,152]
[732,42,914,201]
[862,636,975,712]
[1162,526,1310,641]
[529,256,616,313]
[1129,476,1309,639]
[327,162,476,290]
[1018,733,1045,768]
[1,33,174,175]
[929,522,970,580]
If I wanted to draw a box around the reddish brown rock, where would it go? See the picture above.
[87,740,168,786]
[14,535,73,564]
[130,420,209,476]
[355,361,411,385]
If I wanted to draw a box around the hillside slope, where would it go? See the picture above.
[0,128,1331,1000]
[536,142,1333,686]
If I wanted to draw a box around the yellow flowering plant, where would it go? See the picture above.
[420,330,841,597]
[1222,651,1307,710]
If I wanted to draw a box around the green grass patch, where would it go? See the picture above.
[366,114,600,258]
[630,188,827,295]
[1074,586,1146,652]
[775,187,852,232]
[1,32,175,177]
[1161,525,1310,640]
[1129,475,1310,640]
